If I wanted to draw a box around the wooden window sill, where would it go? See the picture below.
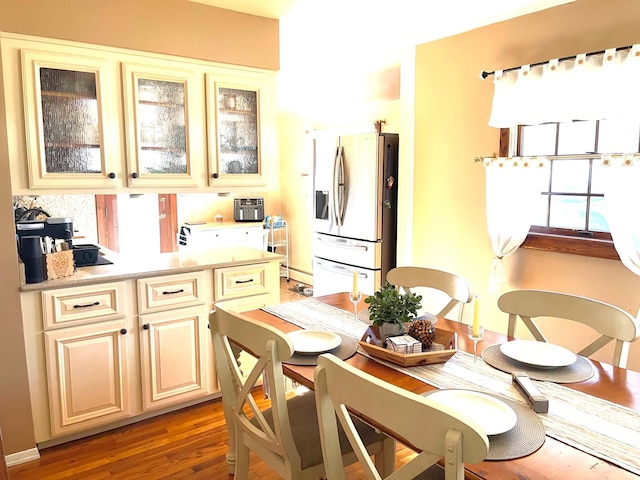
[520,233,620,261]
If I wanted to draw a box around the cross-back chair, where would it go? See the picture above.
[386,266,474,322]
[498,289,640,368]
[315,354,489,480]
[209,306,395,479]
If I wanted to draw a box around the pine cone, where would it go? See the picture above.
[408,320,436,350]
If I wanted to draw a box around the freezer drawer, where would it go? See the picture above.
[312,257,381,297]
[313,233,381,269]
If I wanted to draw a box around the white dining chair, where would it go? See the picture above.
[387,266,474,322]
[209,306,395,479]
[498,289,640,368]
[315,353,489,480]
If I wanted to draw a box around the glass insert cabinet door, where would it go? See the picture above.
[21,50,119,188]
[207,74,272,187]
[122,63,202,187]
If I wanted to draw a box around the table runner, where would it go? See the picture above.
[263,299,640,474]
[262,298,370,340]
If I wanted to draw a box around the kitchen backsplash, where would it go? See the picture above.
[13,195,98,243]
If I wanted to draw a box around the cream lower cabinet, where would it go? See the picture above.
[139,306,209,410]
[137,271,214,411]
[44,320,132,437]
[35,282,132,439]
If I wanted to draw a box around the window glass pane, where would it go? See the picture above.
[520,124,556,156]
[531,193,549,227]
[590,161,605,194]
[549,195,587,229]
[598,118,640,153]
[557,121,596,155]
[589,197,610,232]
[550,160,589,193]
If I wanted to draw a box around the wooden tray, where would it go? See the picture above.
[359,326,457,367]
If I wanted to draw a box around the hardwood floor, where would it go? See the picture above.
[8,279,418,479]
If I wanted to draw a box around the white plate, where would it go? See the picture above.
[427,390,517,435]
[357,309,437,326]
[500,340,577,368]
[286,330,342,355]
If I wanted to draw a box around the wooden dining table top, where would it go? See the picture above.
[243,292,640,480]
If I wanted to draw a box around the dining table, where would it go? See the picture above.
[242,292,640,480]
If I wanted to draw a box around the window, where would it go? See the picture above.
[512,119,640,259]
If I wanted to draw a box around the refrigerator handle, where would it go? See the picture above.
[332,145,346,227]
[315,236,368,251]
[315,260,368,278]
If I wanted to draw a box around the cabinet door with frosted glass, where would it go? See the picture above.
[206,73,275,188]
[21,50,120,189]
[122,63,204,187]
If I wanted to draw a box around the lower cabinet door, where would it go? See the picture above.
[139,306,209,411]
[44,320,132,437]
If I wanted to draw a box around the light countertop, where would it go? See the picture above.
[20,246,284,292]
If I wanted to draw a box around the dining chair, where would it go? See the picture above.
[386,266,474,322]
[209,306,395,479]
[315,353,489,480]
[498,289,640,368]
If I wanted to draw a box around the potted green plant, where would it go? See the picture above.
[364,282,422,340]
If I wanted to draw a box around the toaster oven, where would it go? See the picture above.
[234,197,265,222]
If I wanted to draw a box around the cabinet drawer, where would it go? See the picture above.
[138,271,205,314]
[214,263,271,301]
[42,283,126,330]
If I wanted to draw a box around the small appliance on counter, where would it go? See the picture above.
[15,217,75,283]
[15,217,74,253]
[234,197,264,222]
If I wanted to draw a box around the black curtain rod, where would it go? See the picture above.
[480,44,634,79]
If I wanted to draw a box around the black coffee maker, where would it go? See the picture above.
[16,217,74,283]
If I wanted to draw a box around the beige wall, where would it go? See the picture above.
[0,0,278,70]
[412,0,640,368]
[0,0,278,456]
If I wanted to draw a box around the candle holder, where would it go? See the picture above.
[467,324,484,363]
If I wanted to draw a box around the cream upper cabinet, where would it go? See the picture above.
[122,63,205,187]
[20,49,121,189]
[3,34,277,193]
[206,71,276,188]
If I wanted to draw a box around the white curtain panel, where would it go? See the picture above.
[489,44,640,128]
[597,154,640,276]
[484,157,548,293]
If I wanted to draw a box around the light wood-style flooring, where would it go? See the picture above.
[8,279,418,479]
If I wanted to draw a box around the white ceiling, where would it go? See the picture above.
[189,0,299,19]
[190,0,576,113]
[190,0,575,71]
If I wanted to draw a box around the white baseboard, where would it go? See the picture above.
[288,268,312,286]
[5,447,40,467]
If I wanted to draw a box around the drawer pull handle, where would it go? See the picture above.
[235,279,254,284]
[143,324,150,330]
[73,301,100,309]
[120,328,127,335]
[162,289,185,295]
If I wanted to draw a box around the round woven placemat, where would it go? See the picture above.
[284,334,358,366]
[423,389,545,461]
[482,344,595,383]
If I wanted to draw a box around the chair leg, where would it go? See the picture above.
[234,440,251,479]
[374,437,396,476]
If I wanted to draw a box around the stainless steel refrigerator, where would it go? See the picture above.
[312,131,399,296]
